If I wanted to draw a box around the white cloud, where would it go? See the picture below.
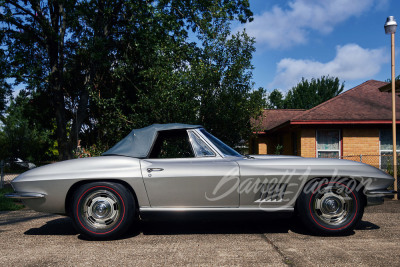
[269,44,389,90]
[242,0,377,49]
[375,0,390,11]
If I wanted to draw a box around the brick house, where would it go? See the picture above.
[250,80,400,168]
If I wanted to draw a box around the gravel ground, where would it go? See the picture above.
[0,200,399,266]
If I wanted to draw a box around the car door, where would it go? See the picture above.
[140,129,239,208]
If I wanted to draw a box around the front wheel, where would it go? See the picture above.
[296,180,364,235]
[72,182,135,239]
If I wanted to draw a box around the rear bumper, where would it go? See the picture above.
[5,192,45,199]
[365,189,397,206]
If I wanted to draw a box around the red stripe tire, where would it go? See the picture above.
[296,180,364,235]
[72,182,135,240]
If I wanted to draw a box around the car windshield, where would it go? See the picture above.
[200,129,242,157]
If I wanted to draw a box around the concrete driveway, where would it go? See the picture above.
[0,200,399,266]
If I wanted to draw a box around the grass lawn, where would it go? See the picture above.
[0,186,25,211]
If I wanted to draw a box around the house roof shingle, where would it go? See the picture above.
[254,109,306,131]
[255,80,400,132]
[292,80,398,121]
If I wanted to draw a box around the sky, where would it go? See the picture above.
[234,0,400,93]
[8,0,400,97]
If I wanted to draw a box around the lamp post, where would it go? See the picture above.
[385,16,398,200]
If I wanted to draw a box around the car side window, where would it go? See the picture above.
[149,130,195,158]
[188,131,215,157]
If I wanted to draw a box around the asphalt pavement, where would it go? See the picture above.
[0,200,399,266]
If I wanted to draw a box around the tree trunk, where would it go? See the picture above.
[71,88,89,154]
[54,89,71,160]
[48,0,71,160]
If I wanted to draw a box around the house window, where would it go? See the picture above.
[316,130,340,158]
[379,129,400,169]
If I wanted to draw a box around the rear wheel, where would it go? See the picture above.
[297,180,364,235]
[72,182,135,239]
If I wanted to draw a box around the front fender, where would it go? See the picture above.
[10,156,149,214]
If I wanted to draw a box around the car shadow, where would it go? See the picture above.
[356,220,380,231]
[24,217,78,236]
[140,215,293,236]
[0,212,56,227]
[23,213,380,240]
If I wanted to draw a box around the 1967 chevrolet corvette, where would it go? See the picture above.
[6,123,396,239]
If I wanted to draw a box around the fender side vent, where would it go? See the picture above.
[256,183,288,202]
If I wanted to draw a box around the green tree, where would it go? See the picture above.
[1,0,258,157]
[0,0,79,159]
[385,74,400,82]
[283,76,344,109]
[0,39,11,120]
[0,91,57,161]
[190,25,265,146]
[73,0,259,148]
[267,89,284,109]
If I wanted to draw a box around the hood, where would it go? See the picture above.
[240,156,394,185]
[249,155,302,159]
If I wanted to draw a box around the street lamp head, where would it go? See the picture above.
[385,16,397,34]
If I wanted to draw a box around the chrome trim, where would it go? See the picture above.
[5,192,45,199]
[147,168,164,173]
[365,189,397,196]
[139,207,294,212]
[311,185,354,225]
[80,189,121,230]
[192,128,224,158]
[365,189,396,206]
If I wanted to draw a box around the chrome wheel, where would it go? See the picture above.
[81,189,121,230]
[311,186,354,225]
[297,180,364,235]
[72,182,135,239]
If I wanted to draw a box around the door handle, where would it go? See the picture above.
[147,168,164,173]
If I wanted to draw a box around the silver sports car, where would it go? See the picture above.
[6,123,396,239]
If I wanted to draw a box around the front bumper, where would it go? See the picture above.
[365,189,397,206]
[5,192,45,199]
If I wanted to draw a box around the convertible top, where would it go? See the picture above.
[102,123,202,158]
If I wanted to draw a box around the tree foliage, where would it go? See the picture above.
[268,89,284,109]
[0,0,264,160]
[0,91,57,161]
[192,26,265,146]
[0,40,11,119]
[267,76,344,110]
[385,74,400,82]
